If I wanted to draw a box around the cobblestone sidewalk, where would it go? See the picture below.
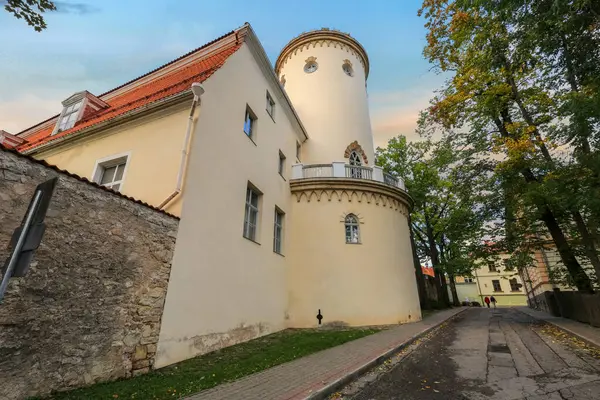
[186,307,465,400]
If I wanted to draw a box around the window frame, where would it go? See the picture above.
[509,278,521,292]
[273,207,285,255]
[53,99,85,135]
[492,279,502,292]
[266,90,276,120]
[243,184,262,243]
[91,152,131,192]
[345,214,361,244]
[278,150,286,179]
[464,277,474,283]
[488,263,498,272]
[243,105,257,142]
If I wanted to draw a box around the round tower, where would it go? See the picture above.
[281,30,421,328]
[276,29,374,166]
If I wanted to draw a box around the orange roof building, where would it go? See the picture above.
[3,24,419,371]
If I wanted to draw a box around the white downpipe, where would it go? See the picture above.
[159,83,205,210]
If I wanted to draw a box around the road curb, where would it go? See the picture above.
[515,308,600,348]
[305,307,468,400]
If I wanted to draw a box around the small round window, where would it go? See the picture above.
[304,62,318,74]
[342,63,354,77]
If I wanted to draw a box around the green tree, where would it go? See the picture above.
[377,122,492,306]
[3,0,56,31]
[418,0,599,292]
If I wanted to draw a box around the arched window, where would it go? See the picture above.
[349,151,362,166]
[349,151,362,178]
[345,214,360,244]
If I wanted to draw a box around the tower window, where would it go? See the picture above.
[342,62,354,77]
[349,151,362,166]
[345,214,360,244]
[304,57,318,73]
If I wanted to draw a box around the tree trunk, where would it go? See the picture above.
[494,115,594,293]
[448,274,460,306]
[409,216,430,309]
[439,273,451,307]
[572,212,600,286]
[426,218,450,307]
[539,205,594,292]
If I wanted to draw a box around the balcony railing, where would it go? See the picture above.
[292,162,406,191]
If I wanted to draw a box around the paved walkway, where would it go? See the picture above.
[350,308,600,400]
[186,307,465,400]
[517,306,600,347]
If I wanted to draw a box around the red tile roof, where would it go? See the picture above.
[18,30,242,152]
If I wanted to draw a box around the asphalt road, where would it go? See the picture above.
[344,308,600,400]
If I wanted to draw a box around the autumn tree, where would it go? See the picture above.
[418,0,599,291]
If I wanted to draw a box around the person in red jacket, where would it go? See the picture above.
[484,296,490,308]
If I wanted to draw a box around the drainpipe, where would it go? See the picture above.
[474,267,485,305]
[159,83,205,210]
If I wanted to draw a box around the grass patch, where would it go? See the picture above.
[36,328,381,400]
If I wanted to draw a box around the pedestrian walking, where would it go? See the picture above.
[484,296,490,308]
[490,296,497,308]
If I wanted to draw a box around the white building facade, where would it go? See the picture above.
[155,27,419,367]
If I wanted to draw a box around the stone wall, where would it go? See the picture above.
[0,148,179,400]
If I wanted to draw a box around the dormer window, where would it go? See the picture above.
[52,91,109,136]
[57,101,82,132]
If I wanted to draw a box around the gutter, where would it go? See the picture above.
[159,83,205,210]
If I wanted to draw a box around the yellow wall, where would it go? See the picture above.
[450,283,480,303]
[155,43,305,367]
[472,256,528,306]
[35,104,191,215]
[287,182,420,327]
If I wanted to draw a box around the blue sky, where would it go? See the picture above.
[0,0,445,146]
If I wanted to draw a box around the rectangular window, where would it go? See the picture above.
[278,151,286,177]
[273,208,284,254]
[266,91,275,119]
[243,106,257,139]
[509,278,521,291]
[464,277,474,283]
[488,263,497,272]
[492,280,502,292]
[93,154,129,192]
[243,186,260,241]
[57,101,82,132]
[296,141,301,161]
